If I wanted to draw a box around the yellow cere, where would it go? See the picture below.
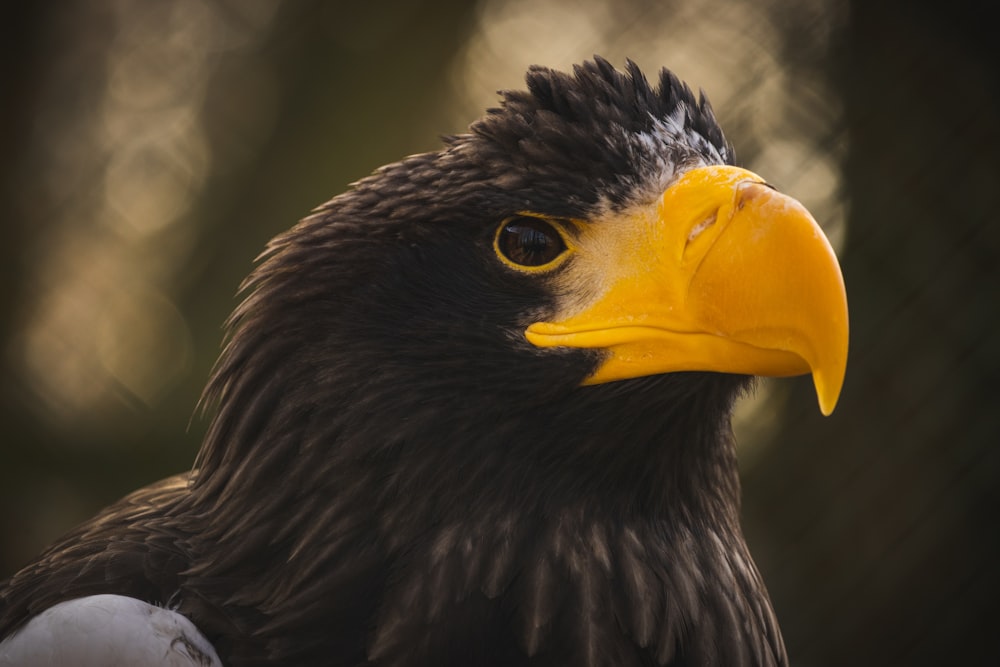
[522,165,849,416]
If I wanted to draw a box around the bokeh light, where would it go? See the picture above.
[10,0,280,426]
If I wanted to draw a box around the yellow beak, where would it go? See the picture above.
[525,165,849,415]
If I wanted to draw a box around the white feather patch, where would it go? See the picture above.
[612,114,732,211]
[0,595,221,667]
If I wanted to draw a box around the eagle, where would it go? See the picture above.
[0,58,847,666]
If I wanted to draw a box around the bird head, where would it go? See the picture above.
[197,57,847,508]
[468,59,848,417]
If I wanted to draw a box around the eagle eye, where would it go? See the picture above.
[495,216,569,270]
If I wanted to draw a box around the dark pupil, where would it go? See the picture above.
[499,217,566,266]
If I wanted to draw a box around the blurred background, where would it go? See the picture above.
[1,0,996,665]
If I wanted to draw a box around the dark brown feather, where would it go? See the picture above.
[1,59,786,666]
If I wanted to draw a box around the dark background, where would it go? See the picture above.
[1,1,997,665]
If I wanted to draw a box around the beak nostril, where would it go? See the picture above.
[687,211,718,243]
